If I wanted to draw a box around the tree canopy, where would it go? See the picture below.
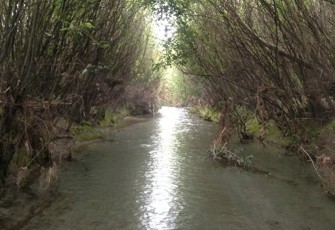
[0,0,160,182]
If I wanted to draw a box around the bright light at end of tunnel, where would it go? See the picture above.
[152,16,176,45]
[158,106,180,120]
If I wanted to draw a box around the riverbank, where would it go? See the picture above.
[190,105,335,197]
[0,115,153,230]
[21,107,335,230]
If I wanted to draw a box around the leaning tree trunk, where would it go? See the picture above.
[215,95,233,146]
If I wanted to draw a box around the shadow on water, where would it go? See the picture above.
[23,107,335,230]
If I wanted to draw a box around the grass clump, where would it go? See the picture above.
[70,122,103,141]
[245,118,290,146]
[69,108,131,142]
[190,106,220,122]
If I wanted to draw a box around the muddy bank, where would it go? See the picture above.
[0,138,71,229]
[0,115,152,230]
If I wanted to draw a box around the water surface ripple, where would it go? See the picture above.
[24,107,335,230]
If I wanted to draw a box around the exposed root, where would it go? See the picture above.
[39,161,57,191]
[15,166,28,191]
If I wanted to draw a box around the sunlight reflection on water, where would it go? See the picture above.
[141,106,185,229]
[22,106,335,230]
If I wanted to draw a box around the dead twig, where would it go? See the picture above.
[299,146,328,183]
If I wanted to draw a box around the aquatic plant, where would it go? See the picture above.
[210,144,254,168]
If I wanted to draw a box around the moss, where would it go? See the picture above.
[245,118,291,146]
[245,117,261,134]
[70,123,103,141]
[267,122,291,145]
[301,120,322,143]
[246,118,325,147]
[70,108,131,141]
[99,108,130,127]
[190,106,220,122]
[324,118,335,131]
[313,117,335,149]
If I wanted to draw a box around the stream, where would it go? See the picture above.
[23,107,335,230]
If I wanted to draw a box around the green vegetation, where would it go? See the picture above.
[158,67,201,106]
[0,0,161,184]
[63,107,135,141]
[245,118,291,146]
[1,0,335,198]
[145,0,335,195]
[149,0,335,144]
[210,144,254,168]
[70,122,103,142]
[99,108,131,127]
[189,106,220,123]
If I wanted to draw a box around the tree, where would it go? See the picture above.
[0,0,159,183]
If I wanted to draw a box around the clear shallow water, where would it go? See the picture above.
[24,107,335,230]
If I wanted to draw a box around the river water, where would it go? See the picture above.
[24,107,335,230]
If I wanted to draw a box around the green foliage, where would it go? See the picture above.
[189,105,220,122]
[198,107,220,122]
[265,121,286,142]
[0,0,160,181]
[245,118,291,146]
[147,0,335,150]
[143,0,191,18]
[159,67,200,106]
[245,117,261,135]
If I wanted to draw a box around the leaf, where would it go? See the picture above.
[84,22,94,30]
[99,41,110,49]
[60,27,69,32]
